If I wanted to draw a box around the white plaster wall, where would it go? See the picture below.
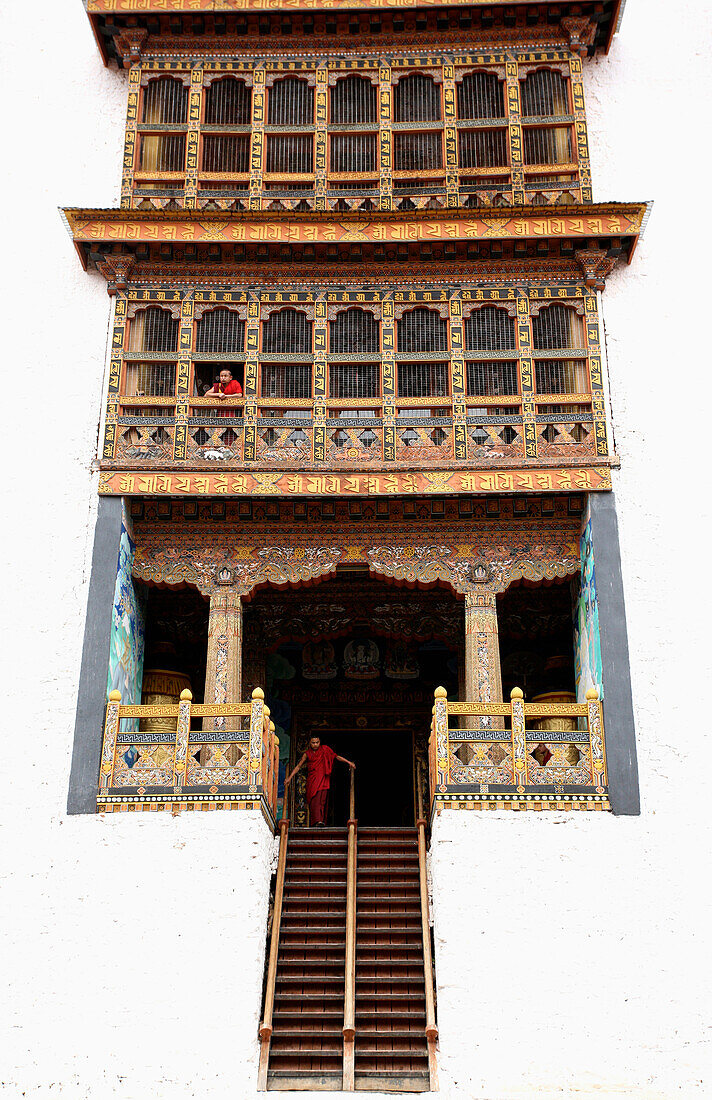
[1,0,709,1097]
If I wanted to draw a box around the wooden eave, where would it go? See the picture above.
[84,0,623,67]
[61,201,649,273]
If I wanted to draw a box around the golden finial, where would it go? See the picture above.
[586,688,599,701]
[180,689,193,701]
[252,687,265,700]
[434,686,447,699]
[510,687,524,700]
[108,690,121,702]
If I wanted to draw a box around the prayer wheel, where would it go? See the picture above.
[530,690,577,733]
[140,669,192,732]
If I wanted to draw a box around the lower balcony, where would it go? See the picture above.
[97,688,279,818]
[429,686,609,812]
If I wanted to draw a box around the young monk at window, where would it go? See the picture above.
[206,368,242,415]
[285,736,356,826]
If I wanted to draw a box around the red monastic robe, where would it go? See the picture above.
[305,745,336,802]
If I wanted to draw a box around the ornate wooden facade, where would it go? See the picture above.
[72,0,642,820]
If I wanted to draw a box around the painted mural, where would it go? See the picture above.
[107,510,146,723]
[574,504,603,702]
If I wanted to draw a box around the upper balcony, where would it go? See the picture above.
[120,52,594,213]
[96,277,618,492]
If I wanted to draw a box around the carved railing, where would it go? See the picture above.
[98,686,279,817]
[429,685,608,813]
[105,409,602,472]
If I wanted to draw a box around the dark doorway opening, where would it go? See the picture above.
[322,728,414,827]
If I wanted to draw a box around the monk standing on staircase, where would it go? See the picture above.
[285,736,355,826]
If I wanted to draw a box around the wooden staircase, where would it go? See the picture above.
[354,828,431,1092]
[261,826,436,1092]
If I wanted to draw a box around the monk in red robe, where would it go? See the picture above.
[205,368,242,417]
[285,736,355,826]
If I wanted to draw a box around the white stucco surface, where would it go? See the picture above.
[1,0,709,1096]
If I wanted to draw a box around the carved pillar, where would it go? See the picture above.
[204,583,243,730]
[464,591,503,728]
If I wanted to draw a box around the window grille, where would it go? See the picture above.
[520,70,569,118]
[532,304,585,349]
[124,363,176,397]
[394,74,441,121]
[268,78,314,126]
[329,309,379,353]
[466,361,519,396]
[397,362,448,398]
[142,77,188,124]
[330,76,377,124]
[266,135,313,174]
[196,310,245,354]
[523,127,572,165]
[337,409,378,419]
[204,78,252,125]
[329,363,379,399]
[202,135,250,174]
[464,308,516,350]
[397,308,447,352]
[330,134,378,173]
[122,406,164,418]
[535,360,588,394]
[393,131,442,171]
[262,309,312,353]
[127,308,179,352]
[456,72,505,120]
[458,129,508,169]
[138,134,186,173]
[261,363,312,399]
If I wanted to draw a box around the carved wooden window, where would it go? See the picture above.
[139,77,188,173]
[123,363,176,397]
[330,76,378,124]
[127,308,179,352]
[205,77,251,125]
[329,363,379,399]
[456,72,505,120]
[394,74,441,122]
[195,309,245,353]
[138,134,186,173]
[202,135,250,174]
[262,309,312,353]
[261,364,312,399]
[329,309,379,353]
[520,70,572,167]
[533,304,587,395]
[466,362,519,397]
[522,127,572,165]
[464,307,516,350]
[142,77,188,124]
[266,135,314,174]
[268,78,314,126]
[534,360,588,394]
[397,362,448,398]
[520,70,569,118]
[393,131,443,171]
[330,134,378,173]
[397,308,447,353]
[532,304,584,349]
[458,129,508,169]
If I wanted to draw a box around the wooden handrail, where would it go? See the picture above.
[343,766,357,1091]
[257,814,289,1091]
[416,762,439,1092]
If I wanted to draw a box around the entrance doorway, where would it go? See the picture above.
[316,727,414,827]
[242,568,462,827]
